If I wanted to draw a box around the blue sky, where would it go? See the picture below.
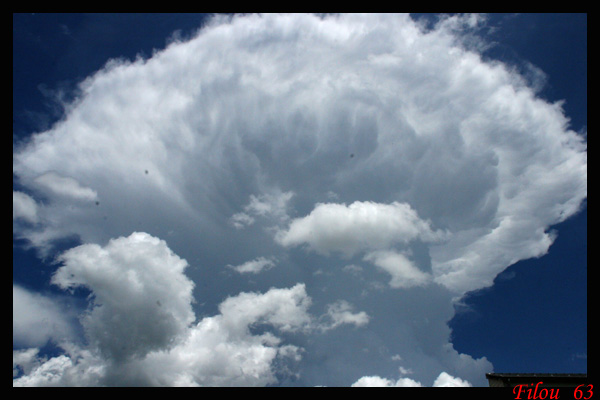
[13,13,586,387]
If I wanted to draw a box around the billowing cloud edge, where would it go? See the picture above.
[13,231,371,386]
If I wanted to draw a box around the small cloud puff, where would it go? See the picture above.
[231,191,294,229]
[351,371,471,387]
[228,256,276,274]
[318,300,370,331]
[364,250,431,289]
[276,201,446,257]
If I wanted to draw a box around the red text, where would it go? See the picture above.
[514,382,560,400]
[574,385,593,400]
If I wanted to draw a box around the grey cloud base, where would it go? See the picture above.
[13,14,586,386]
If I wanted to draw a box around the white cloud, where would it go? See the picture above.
[12,346,105,387]
[51,232,196,361]
[13,191,38,223]
[319,300,370,331]
[228,256,276,274]
[13,13,586,295]
[364,250,431,289]
[13,279,313,386]
[351,371,471,387]
[12,13,586,386]
[276,201,445,257]
[14,354,75,386]
[33,172,98,201]
[13,285,77,348]
[230,212,255,229]
[432,371,472,387]
[231,191,294,229]
[13,348,42,378]
[351,375,423,387]
[342,264,363,276]
[125,284,311,386]
[246,191,294,219]
[13,232,315,386]
[217,283,312,334]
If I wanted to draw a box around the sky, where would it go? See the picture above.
[13,13,587,387]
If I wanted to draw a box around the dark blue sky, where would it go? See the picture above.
[13,13,587,383]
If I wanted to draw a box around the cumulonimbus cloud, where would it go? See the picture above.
[13,13,586,386]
